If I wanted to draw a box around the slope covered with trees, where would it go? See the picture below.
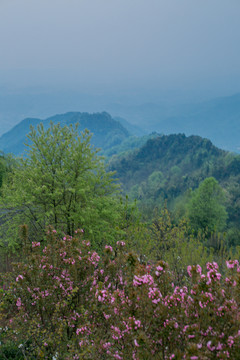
[109,134,240,241]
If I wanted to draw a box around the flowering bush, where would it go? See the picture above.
[0,229,239,359]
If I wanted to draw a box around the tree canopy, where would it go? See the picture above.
[0,122,123,251]
[187,177,227,234]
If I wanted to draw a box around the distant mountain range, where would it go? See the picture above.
[0,112,130,156]
[155,93,240,153]
[108,93,240,153]
[1,90,240,152]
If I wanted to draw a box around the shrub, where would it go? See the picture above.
[0,229,239,359]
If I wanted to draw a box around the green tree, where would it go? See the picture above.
[0,152,15,192]
[0,122,123,251]
[187,177,227,234]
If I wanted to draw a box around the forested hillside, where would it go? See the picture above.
[109,134,240,243]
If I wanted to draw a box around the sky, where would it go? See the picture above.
[1,0,240,101]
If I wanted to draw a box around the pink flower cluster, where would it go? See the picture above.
[2,231,239,360]
[116,241,125,247]
[32,241,40,248]
[226,259,240,270]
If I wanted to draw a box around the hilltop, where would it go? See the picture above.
[0,112,130,156]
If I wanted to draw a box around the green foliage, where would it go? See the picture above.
[0,152,15,193]
[0,342,25,360]
[123,206,230,284]
[187,177,227,234]
[148,208,217,283]
[0,123,123,252]
[0,156,6,190]
[103,132,159,158]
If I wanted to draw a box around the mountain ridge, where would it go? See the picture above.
[0,112,130,156]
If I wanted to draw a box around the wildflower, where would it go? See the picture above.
[16,298,22,307]
[16,275,23,282]
[117,241,125,247]
[105,245,113,252]
[134,339,139,347]
[207,341,215,351]
[32,241,40,248]
[196,264,202,274]
[226,260,239,269]
[187,265,192,277]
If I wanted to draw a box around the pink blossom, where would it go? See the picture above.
[134,319,141,329]
[82,240,90,246]
[216,342,223,350]
[227,336,234,348]
[134,339,139,347]
[216,272,221,280]
[187,265,192,277]
[207,341,215,351]
[16,275,23,282]
[105,245,113,252]
[117,241,125,247]
[226,260,239,269]
[133,274,154,287]
[76,326,88,335]
[113,352,122,360]
[16,298,22,307]
[104,313,111,320]
[196,264,202,274]
[32,241,40,248]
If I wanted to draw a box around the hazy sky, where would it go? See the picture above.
[1,0,240,99]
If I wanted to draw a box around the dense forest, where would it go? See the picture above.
[0,120,239,359]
